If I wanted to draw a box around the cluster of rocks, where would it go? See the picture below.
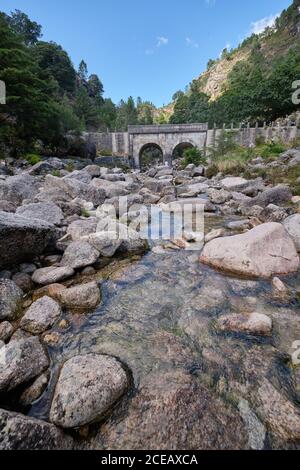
[0,148,299,449]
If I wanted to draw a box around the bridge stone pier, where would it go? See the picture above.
[128,124,208,168]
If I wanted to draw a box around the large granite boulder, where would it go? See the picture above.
[20,296,62,334]
[50,354,128,429]
[0,212,55,269]
[200,222,299,278]
[56,281,101,310]
[0,174,39,206]
[32,266,74,286]
[283,214,300,252]
[61,241,99,269]
[221,177,250,192]
[67,218,97,241]
[0,280,23,320]
[0,337,49,392]
[45,175,105,207]
[0,409,73,450]
[16,202,64,226]
[245,185,292,208]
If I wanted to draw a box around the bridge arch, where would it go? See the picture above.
[139,143,164,169]
[129,124,208,168]
[172,141,195,159]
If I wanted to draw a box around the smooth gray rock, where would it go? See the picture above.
[0,337,49,392]
[57,281,101,310]
[61,241,99,269]
[50,354,128,428]
[20,296,61,334]
[283,214,300,252]
[0,212,55,269]
[32,266,74,286]
[0,280,23,321]
[207,188,231,204]
[19,371,49,407]
[45,175,106,207]
[84,232,122,258]
[216,312,272,336]
[64,170,92,184]
[16,202,64,225]
[0,409,73,450]
[245,185,292,208]
[12,272,33,292]
[200,222,299,278]
[0,174,39,206]
[221,177,250,191]
[0,321,13,342]
[260,204,287,223]
[67,218,97,241]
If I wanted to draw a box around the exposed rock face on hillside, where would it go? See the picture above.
[199,50,250,101]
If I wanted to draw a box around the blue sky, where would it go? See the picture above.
[1,0,292,106]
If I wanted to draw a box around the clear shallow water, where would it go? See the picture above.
[29,216,300,450]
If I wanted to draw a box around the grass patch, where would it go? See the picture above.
[259,141,286,159]
[25,153,41,165]
[81,208,90,218]
[66,162,74,172]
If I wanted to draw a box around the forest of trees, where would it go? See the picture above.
[1,1,300,158]
[170,0,300,127]
[0,9,155,157]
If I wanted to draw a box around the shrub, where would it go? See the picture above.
[183,147,207,168]
[51,169,61,177]
[260,141,286,159]
[25,153,41,165]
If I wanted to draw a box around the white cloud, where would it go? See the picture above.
[186,37,199,48]
[157,36,169,47]
[250,13,279,35]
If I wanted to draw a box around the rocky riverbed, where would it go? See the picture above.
[0,151,300,450]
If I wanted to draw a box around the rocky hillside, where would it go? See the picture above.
[165,0,300,123]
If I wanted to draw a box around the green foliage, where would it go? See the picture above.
[66,162,74,172]
[137,99,154,125]
[81,208,90,218]
[7,9,42,45]
[260,141,286,159]
[51,169,61,177]
[33,41,76,94]
[25,153,41,165]
[182,147,206,167]
[170,2,300,126]
[0,13,60,155]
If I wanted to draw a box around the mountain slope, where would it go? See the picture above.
[167,0,300,124]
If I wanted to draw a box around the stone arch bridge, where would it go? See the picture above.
[86,123,208,168]
[128,124,208,168]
